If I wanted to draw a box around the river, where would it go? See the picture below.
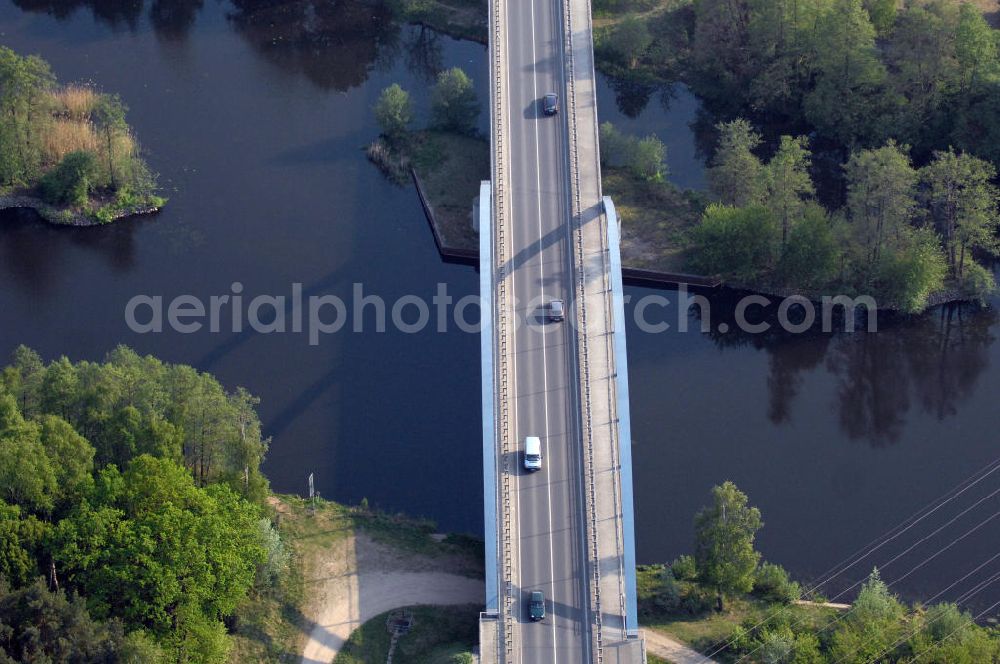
[1,0,997,608]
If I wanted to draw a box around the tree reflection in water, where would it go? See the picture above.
[13,0,203,39]
[690,289,996,446]
[12,0,445,88]
[227,0,401,92]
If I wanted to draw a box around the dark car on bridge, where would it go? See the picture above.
[542,93,559,115]
[529,590,545,621]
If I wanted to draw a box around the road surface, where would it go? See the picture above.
[501,0,592,656]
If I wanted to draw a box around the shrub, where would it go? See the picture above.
[39,150,98,206]
[599,122,667,180]
[648,568,681,614]
[679,586,715,615]
[777,204,840,290]
[959,260,996,303]
[688,204,781,282]
[752,562,801,604]
[873,228,947,313]
[670,554,698,581]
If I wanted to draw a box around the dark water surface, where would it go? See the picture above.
[2,0,999,608]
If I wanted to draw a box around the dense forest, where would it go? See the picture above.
[595,0,1000,310]
[0,45,163,222]
[0,347,282,663]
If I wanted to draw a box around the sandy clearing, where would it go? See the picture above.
[299,532,484,664]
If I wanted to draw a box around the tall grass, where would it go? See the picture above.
[50,85,100,120]
[42,118,100,165]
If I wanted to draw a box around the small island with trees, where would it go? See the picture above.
[0,45,164,226]
[372,0,1000,314]
[368,67,489,251]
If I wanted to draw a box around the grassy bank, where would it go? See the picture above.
[602,165,703,273]
[637,565,837,660]
[368,129,489,250]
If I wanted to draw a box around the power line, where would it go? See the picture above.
[854,567,1000,664]
[731,507,1000,664]
[697,456,1000,662]
[924,550,1000,606]
[906,597,1000,664]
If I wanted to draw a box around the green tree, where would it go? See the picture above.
[374,83,413,144]
[629,134,667,180]
[0,399,57,514]
[804,0,887,148]
[956,2,999,92]
[777,203,839,290]
[37,414,94,506]
[5,345,44,418]
[829,569,906,664]
[0,578,142,663]
[885,2,959,151]
[766,135,814,247]
[0,501,46,586]
[0,46,54,186]
[874,227,948,312]
[689,205,781,283]
[612,14,653,69]
[863,0,897,36]
[431,67,480,134]
[693,481,763,611]
[908,602,1000,662]
[921,148,1000,285]
[39,150,99,206]
[93,94,127,190]
[708,119,768,207]
[745,0,824,112]
[845,141,919,275]
[51,456,265,663]
[691,0,756,106]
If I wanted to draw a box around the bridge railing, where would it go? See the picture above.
[562,0,641,647]
[487,0,516,653]
[559,0,606,659]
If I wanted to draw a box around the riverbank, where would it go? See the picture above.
[229,494,484,663]
[368,129,489,257]
[0,192,162,226]
[637,565,1000,663]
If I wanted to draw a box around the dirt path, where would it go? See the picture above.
[642,628,718,664]
[299,532,484,664]
[793,599,851,610]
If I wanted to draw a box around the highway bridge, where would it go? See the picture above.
[476,0,644,656]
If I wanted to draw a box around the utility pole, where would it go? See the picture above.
[308,472,315,514]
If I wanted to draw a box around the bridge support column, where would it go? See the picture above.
[603,196,640,638]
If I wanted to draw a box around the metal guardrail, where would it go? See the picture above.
[559,0,605,659]
[487,0,515,653]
